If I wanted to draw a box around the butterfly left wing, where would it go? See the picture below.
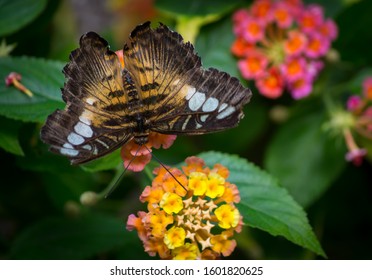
[122,22,252,135]
[41,32,134,164]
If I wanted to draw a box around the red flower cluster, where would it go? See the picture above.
[232,0,337,99]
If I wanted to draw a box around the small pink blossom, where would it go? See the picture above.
[238,52,268,79]
[241,16,266,43]
[273,2,293,28]
[251,0,274,24]
[305,33,330,58]
[288,74,313,99]
[345,148,367,166]
[319,19,338,40]
[284,31,308,57]
[281,56,307,82]
[298,4,324,34]
[120,133,177,172]
[307,60,324,79]
[347,95,363,112]
[256,67,284,99]
[362,77,372,100]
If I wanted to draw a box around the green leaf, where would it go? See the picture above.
[195,17,239,78]
[155,0,245,16]
[0,0,48,36]
[196,101,268,153]
[347,68,372,93]
[0,116,24,156]
[11,212,134,259]
[334,0,372,67]
[0,56,65,122]
[81,150,122,172]
[198,151,325,257]
[264,112,346,207]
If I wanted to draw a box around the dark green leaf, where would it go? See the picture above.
[264,112,346,207]
[0,0,47,36]
[155,0,245,16]
[303,0,345,17]
[0,56,64,122]
[81,150,122,172]
[0,116,24,156]
[196,17,239,78]
[347,68,372,93]
[11,212,134,259]
[334,0,372,67]
[198,151,325,257]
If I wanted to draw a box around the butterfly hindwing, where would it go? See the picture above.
[41,32,134,164]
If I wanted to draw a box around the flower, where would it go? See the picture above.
[343,128,367,166]
[5,72,33,97]
[232,0,338,99]
[120,132,177,172]
[341,76,372,166]
[126,156,243,259]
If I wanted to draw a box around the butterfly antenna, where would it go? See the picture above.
[104,144,143,198]
[143,145,187,191]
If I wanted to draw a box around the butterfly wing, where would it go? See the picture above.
[41,32,134,164]
[123,22,252,135]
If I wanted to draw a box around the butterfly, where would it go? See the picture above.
[40,22,252,164]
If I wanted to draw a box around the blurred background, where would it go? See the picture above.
[0,0,371,259]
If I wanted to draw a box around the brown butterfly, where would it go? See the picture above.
[40,22,252,164]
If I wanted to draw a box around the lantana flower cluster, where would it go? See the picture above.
[126,156,243,259]
[343,77,372,165]
[232,0,338,99]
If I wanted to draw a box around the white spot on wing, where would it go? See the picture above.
[86,97,96,105]
[217,106,236,119]
[200,115,208,122]
[60,143,79,156]
[82,145,92,151]
[79,115,91,125]
[202,97,219,112]
[67,132,84,145]
[218,103,228,112]
[96,139,110,149]
[74,122,93,138]
[188,91,206,111]
[186,86,196,100]
[182,115,192,130]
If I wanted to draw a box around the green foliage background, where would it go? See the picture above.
[0,0,371,259]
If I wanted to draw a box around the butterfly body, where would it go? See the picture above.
[41,22,252,164]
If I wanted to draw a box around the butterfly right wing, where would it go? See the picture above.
[122,22,252,135]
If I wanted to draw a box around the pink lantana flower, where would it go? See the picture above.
[288,74,313,99]
[232,0,338,99]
